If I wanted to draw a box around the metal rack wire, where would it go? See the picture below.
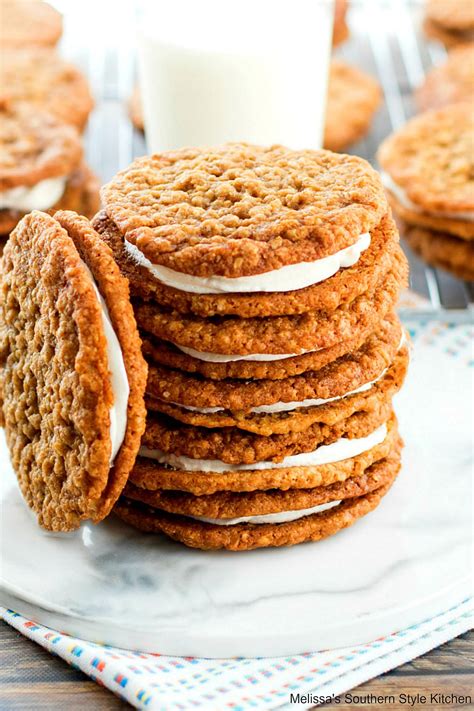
[59,0,473,323]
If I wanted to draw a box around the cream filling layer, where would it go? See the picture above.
[188,499,341,526]
[165,370,385,415]
[175,343,320,363]
[84,265,130,463]
[0,177,66,212]
[381,172,474,222]
[139,422,387,473]
[170,330,407,414]
[124,232,371,294]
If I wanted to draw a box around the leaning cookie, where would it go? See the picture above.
[0,48,94,131]
[416,46,474,112]
[324,60,381,152]
[0,0,62,48]
[0,211,148,531]
[0,102,100,237]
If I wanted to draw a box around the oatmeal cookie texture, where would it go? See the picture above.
[0,211,147,531]
[96,141,409,550]
[416,46,474,112]
[378,103,474,279]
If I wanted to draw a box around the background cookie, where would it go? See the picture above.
[0,48,94,131]
[324,60,382,152]
[0,210,147,531]
[0,102,100,237]
[378,103,473,218]
[416,46,474,112]
[0,0,62,48]
[0,101,81,191]
[403,222,474,281]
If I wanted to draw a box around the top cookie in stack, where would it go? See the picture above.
[95,143,409,551]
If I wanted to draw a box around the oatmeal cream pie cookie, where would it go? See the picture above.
[416,46,474,112]
[114,415,402,551]
[144,318,408,435]
[0,102,100,236]
[424,0,474,49]
[100,144,388,282]
[132,250,406,358]
[0,48,94,132]
[0,0,62,48]
[0,210,148,531]
[95,208,401,319]
[378,103,474,278]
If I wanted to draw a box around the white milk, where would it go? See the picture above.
[138,0,334,152]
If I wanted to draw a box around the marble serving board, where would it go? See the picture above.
[0,324,472,658]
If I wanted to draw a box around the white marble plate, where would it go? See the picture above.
[0,325,472,657]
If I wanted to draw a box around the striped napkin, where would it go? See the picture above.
[2,598,472,710]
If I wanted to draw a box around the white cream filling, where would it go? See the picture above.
[188,499,341,526]
[175,343,320,363]
[125,232,371,295]
[139,422,387,473]
[0,177,66,212]
[166,372,384,415]
[83,265,130,463]
[381,172,474,222]
[169,329,407,415]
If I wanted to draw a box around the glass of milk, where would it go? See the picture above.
[137,0,334,152]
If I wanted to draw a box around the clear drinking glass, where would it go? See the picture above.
[137,0,334,152]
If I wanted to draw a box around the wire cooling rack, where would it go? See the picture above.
[56,0,473,323]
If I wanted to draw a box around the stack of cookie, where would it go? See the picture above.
[94,143,409,551]
[423,0,474,49]
[378,103,474,281]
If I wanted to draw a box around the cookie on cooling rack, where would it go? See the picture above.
[324,60,381,152]
[0,102,100,238]
[416,45,474,112]
[423,0,474,49]
[0,48,94,131]
[0,210,148,531]
[378,102,474,280]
